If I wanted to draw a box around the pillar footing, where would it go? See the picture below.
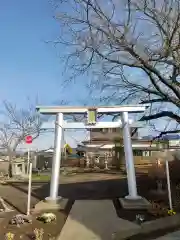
[120,197,151,209]
[45,196,62,204]
[125,195,142,200]
[33,196,68,213]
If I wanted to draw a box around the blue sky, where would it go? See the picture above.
[0,0,90,149]
[0,0,169,150]
[0,0,58,105]
[0,0,89,106]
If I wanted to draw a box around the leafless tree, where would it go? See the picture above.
[0,101,42,176]
[53,0,180,136]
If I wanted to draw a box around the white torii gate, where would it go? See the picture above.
[36,105,149,203]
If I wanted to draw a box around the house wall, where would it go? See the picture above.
[36,155,53,169]
[0,161,9,174]
[119,156,154,165]
[36,155,82,169]
[169,140,180,147]
[90,127,138,140]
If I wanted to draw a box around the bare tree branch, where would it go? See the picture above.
[140,111,180,123]
[52,0,180,136]
[0,100,43,172]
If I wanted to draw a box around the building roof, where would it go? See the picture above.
[77,144,180,152]
[142,135,180,140]
[82,138,169,145]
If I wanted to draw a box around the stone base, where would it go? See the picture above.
[125,195,142,200]
[58,200,141,240]
[32,197,68,213]
[120,197,151,209]
[45,196,63,204]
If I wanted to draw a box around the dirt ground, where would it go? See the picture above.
[0,171,180,239]
[0,172,124,239]
[0,210,68,239]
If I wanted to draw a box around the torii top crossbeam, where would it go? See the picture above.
[36,105,149,114]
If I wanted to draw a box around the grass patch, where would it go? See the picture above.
[31,174,51,182]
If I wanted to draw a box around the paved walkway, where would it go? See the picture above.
[154,230,180,240]
[58,200,140,240]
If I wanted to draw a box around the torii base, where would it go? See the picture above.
[32,197,68,213]
[120,197,151,209]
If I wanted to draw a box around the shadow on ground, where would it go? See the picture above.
[8,174,155,201]
[4,165,180,240]
[7,175,159,240]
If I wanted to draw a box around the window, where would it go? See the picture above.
[102,128,106,133]
[91,129,99,132]
[113,128,117,133]
[143,151,151,157]
[133,150,143,156]
[108,128,113,133]
[99,128,108,133]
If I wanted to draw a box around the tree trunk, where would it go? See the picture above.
[8,150,15,178]
[8,142,20,178]
[8,156,13,178]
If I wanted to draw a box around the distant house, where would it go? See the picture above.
[34,146,78,169]
[77,128,180,157]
